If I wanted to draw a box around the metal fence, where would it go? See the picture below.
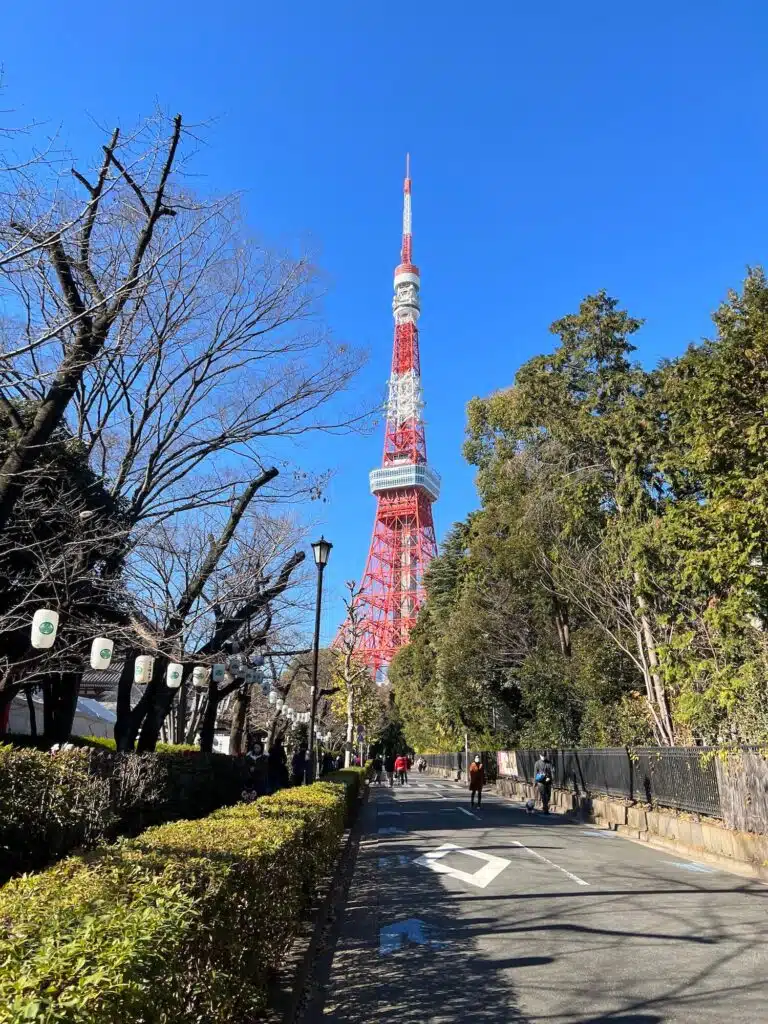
[506,747,722,818]
[421,750,497,782]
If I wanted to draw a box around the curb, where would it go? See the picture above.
[264,785,369,1023]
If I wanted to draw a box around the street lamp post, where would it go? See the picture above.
[306,536,332,783]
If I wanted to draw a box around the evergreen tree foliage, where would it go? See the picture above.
[392,273,768,750]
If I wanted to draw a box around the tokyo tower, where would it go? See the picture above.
[354,157,440,678]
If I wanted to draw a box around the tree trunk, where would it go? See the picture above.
[25,686,37,737]
[199,675,219,753]
[552,596,572,658]
[344,688,354,768]
[114,650,138,751]
[117,657,168,752]
[136,672,183,752]
[635,587,674,745]
[185,690,205,745]
[174,678,188,744]
[43,671,79,746]
[0,683,19,733]
[229,685,249,755]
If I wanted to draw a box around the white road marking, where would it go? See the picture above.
[457,807,479,818]
[511,841,589,886]
[666,860,715,874]
[378,826,407,836]
[378,810,402,817]
[414,842,511,889]
[581,829,617,839]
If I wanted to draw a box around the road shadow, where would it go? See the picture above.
[304,792,533,1023]
[305,784,768,1023]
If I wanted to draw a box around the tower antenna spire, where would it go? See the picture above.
[348,158,440,679]
[401,153,413,263]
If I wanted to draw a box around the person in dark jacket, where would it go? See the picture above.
[534,751,554,813]
[384,752,396,787]
[291,744,307,785]
[268,739,289,792]
[244,739,269,799]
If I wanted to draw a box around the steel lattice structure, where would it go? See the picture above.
[354,158,440,679]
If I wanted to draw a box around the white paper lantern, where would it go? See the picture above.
[31,608,59,649]
[268,690,277,705]
[90,637,114,670]
[192,665,210,689]
[166,663,184,689]
[276,698,284,711]
[211,663,225,683]
[134,655,154,684]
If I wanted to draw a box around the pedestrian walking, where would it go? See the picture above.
[469,754,485,809]
[534,750,554,813]
[394,753,408,785]
[384,752,396,787]
[372,754,384,785]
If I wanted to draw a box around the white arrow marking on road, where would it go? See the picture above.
[379,918,447,956]
[511,841,589,886]
[414,843,510,889]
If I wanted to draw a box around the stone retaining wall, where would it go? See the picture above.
[495,777,768,881]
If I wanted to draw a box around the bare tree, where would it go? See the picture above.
[0,109,370,743]
[543,538,675,745]
[333,581,376,766]
[0,113,189,529]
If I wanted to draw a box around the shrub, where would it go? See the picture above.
[0,744,248,882]
[0,781,350,1023]
[321,766,369,817]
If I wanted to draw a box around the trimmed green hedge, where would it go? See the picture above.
[0,779,352,1023]
[0,743,248,882]
[322,765,369,815]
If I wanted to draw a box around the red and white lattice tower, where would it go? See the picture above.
[354,157,440,678]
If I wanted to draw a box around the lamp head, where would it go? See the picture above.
[311,536,333,568]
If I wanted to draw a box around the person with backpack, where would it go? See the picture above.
[469,755,485,809]
[384,752,396,787]
[534,751,554,813]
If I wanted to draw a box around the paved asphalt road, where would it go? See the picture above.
[307,776,768,1023]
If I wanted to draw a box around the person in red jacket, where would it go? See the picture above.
[469,755,485,809]
[394,754,408,786]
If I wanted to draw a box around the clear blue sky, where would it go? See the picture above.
[4,2,768,639]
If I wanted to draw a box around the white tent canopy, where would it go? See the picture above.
[8,692,117,739]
